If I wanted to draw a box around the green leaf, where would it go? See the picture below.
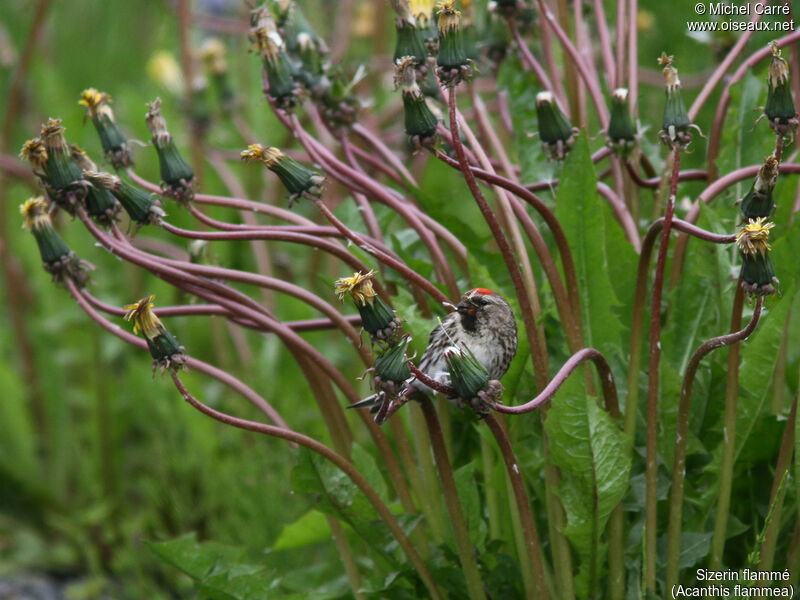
[554,132,624,363]
[544,375,632,598]
[273,509,332,551]
[147,533,247,580]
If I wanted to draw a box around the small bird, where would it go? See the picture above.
[412,287,518,395]
[351,288,518,418]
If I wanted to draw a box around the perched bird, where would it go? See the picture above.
[412,287,518,394]
[351,288,518,417]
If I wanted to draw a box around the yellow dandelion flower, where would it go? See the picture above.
[334,270,377,305]
[79,88,108,109]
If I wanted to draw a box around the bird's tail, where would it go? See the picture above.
[347,393,384,413]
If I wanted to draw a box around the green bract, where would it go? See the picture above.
[445,345,489,402]
[536,91,575,160]
[83,171,164,226]
[607,88,637,154]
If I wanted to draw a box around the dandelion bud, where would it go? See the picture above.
[395,56,439,144]
[334,270,401,343]
[536,91,575,160]
[83,170,165,226]
[740,156,778,221]
[20,197,91,285]
[78,89,133,168]
[607,88,637,154]
[70,145,120,224]
[736,218,779,296]
[658,53,692,147]
[241,144,325,205]
[145,98,194,202]
[444,344,502,416]
[764,41,798,136]
[436,0,472,86]
[123,295,187,373]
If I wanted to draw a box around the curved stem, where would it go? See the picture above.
[665,295,763,589]
[491,348,619,416]
[170,372,443,600]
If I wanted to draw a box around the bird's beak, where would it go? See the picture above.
[458,305,476,316]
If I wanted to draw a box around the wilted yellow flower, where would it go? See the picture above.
[240,144,283,167]
[736,217,775,256]
[19,197,50,231]
[658,52,680,90]
[20,138,48,168]
[335,270,378,305]
[768,41,789,89]
[123,295,163,340]
[436,0,461,33]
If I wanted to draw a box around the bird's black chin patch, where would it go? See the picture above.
[459,311,477,332]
